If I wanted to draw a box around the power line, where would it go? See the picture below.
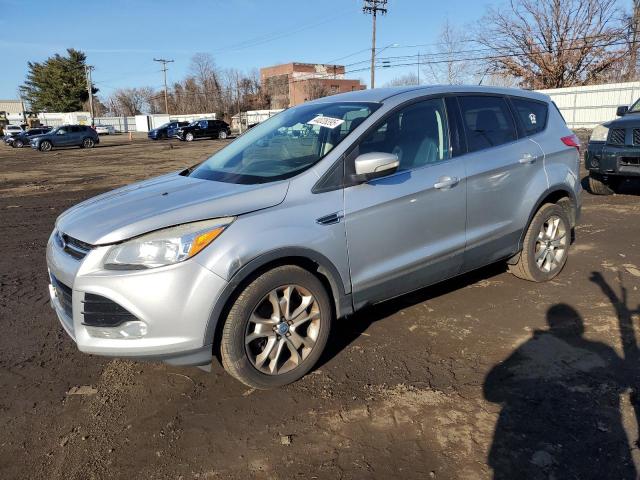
[342,38,635,78]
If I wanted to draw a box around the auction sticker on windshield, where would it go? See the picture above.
[307,116,345,129]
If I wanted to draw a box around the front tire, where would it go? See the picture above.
[39,140,52,152]
[14,140,23,148]
[509,203,570,282]
[220,265,332,389]
[588,173,616,195]
[185,132,194,142]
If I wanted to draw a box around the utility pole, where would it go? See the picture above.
[85,65,95,125]
[236,80,243,134]
[363,0,388,89]
[154,58,174,115]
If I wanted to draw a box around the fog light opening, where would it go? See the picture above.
[86,321,148,339]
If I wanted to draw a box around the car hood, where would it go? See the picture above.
[56,172,290,245]
[606,113,640,128]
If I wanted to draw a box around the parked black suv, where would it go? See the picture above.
[173,119,230,141]
[30,125,99,152]
[5,127,53,147]
[148,121,189,140]
[585,101,640,194]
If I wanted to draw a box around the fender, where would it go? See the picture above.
[517,185,579,251]
[203,247,353,347]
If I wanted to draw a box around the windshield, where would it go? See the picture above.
[630,98,640,113]
[189,102,379,184]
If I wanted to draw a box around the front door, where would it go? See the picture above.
[344,98,467,309]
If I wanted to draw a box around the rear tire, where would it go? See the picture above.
[81,138,95,149]
[220,265,332,389]
[218,130,228,140]
[509,203,570,282]
[14,140,23,148]
[588,173,615,195]
[39,140,52,152]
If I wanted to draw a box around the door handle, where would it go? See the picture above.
[519,153,536,164]
[434,176,460,190]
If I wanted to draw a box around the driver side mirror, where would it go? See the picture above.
[352,152,399,183]
[616,105,629,116]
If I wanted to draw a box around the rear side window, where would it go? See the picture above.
[458,96,517,152]
[70,126,81,133]
[511,98,548,136]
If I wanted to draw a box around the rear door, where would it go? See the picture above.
[344,97,467,308]
[197,120,208,138]
[457,95,546,271]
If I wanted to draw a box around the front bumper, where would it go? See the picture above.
[585,141,640,177]
[46,231,228,366]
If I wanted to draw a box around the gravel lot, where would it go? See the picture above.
[1,134,640,479]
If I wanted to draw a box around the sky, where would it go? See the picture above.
[0,0,628,100]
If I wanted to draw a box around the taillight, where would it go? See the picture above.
[561,134,580,152]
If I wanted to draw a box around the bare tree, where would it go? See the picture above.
[189,53,223,113]
[424,19,475,85]
[623,0,640,81]
[304,80,330,102]
[384,72,420,86]
[263,74,290,109]
[478,0,627,88]
[107,87,154,116]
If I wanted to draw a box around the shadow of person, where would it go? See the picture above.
[484,303,636,479]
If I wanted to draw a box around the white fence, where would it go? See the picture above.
[538,81,640,129]
[94,116,137,132]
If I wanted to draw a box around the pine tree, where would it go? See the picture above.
[20,49,97,112]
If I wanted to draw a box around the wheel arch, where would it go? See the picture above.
[204,247,353,354]
[515,185,577,257]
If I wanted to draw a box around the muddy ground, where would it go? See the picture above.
[1,134,640,479]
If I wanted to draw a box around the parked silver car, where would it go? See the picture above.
[46,86,582,388]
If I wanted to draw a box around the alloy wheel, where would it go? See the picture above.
[535,215,568,273]
[245,284,321,375]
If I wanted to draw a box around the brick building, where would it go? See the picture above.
[260,63,365,109]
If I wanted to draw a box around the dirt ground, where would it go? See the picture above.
[1,134,640,479]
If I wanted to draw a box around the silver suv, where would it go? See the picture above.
[46,86,582,388]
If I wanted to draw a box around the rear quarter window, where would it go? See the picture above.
[511,98,548,136]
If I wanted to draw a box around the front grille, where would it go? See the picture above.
[608,128,626,145]
[620,157,640,166]
[51,275,73,318]
[633,129,640,145]
[82,293,138,327]
[55,231,93,260]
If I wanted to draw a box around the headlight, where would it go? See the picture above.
[590,124,609,142]
[103,217,234,270]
